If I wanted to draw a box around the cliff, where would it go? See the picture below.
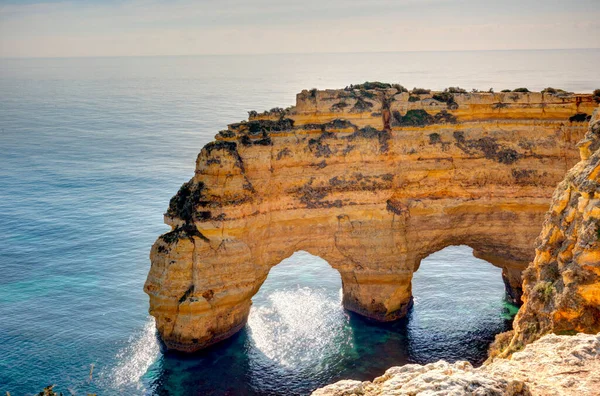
[490,105,600,358]
[144,84,597,352]
[312,332,600,396]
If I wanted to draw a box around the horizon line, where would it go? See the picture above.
[1,47,599,61]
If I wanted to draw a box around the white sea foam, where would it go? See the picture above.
[107,318,160,391]
[247,286,351,368]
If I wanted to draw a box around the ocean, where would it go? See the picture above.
[0,49,598,395]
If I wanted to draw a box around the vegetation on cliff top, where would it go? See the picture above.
[343,82,410,93]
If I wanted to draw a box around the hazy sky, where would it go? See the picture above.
[1,0,599,58]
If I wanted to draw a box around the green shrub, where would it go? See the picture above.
[446,86,467,93]
[542,87,572,96]
[408,95,420,102]
[349,81,391,90]
[512,87,530,93]
[392,83,408,93]
[432,91,454,104]
[411,87,431,94]
[533,281,554,302]
[396,109,434,126]
[501,89,512,92]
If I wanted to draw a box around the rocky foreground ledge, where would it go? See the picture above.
[312,333,600,396]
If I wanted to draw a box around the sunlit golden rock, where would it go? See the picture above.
[144,85,598,352]
[491,105,600,359]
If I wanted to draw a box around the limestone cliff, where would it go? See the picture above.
[312,332,600,396]
[144,84,597,352]
[490,106,600,358]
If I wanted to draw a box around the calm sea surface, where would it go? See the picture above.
[1,50,598,395]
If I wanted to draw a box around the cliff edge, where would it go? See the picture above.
[490,105,600,358]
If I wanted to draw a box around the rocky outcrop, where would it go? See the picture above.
[312,332,600,396]
[490,106,600,358]
[144,84,597,352]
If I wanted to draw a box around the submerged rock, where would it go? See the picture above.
[312,333,600,396]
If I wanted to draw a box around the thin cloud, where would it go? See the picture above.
[0,0,598,57]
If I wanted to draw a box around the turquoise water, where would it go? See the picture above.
[0,50,598,395]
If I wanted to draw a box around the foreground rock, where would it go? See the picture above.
[145,84,598,351]
[312,333,600,396]
[490,107,600,358]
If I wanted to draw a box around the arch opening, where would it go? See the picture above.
[408,245,519,364]
[247,251,352,369]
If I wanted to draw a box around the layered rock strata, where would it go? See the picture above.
[144,86,597,351]
[312,332,600,396]
[490,106,600,358]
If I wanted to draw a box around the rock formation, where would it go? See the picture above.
[490,105,600,358]
[311,332,600,396]
[144,84,597,352]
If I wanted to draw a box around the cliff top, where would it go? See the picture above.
[245,84,600,120]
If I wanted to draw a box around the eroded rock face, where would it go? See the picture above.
[491,107,600,358]
[144,86,598,352]
[312,333,600,396]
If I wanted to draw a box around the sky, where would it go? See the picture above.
[0,0,599,58]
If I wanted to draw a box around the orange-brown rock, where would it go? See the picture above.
[491,105,600,358]
[144,85,598,352]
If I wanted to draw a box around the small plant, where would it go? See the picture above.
[309,88,318,97]
[556,330,578,336]
[542,87,572,96]
[512,87,530,93]
[488,330,514,359]
[350,81,391,90]
[501,89,512,92]
[432,91,454,104]
[392,83,408,93]
[396,109,434,126]
[533,281,554,302]
[269,107,285,116]
[408,95,420,102]
[411,87,431,95]
[37,385,63,396]
[446,86,467,93]
[429,133,441,144]
[593,89,600,103]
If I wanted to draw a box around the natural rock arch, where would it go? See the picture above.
[144,87,598,352]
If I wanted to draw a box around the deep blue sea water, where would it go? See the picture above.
[0,50,598,395]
